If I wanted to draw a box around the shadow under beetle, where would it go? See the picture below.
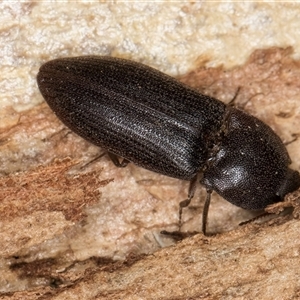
[37,56,300,235]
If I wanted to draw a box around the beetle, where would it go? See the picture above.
[37,56,300,235]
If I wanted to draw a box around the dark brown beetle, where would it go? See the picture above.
[37,56,300,234]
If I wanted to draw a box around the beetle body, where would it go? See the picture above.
[37,56,300,231]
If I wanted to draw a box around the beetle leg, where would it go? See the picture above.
[178,174,198,230]
[227,87,241,107]
[107,152,130,167]
[284,133,299,146]
[202,189,212,236]
[79,152,107,170]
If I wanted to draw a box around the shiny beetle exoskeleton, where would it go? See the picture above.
[37,56,300,235]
